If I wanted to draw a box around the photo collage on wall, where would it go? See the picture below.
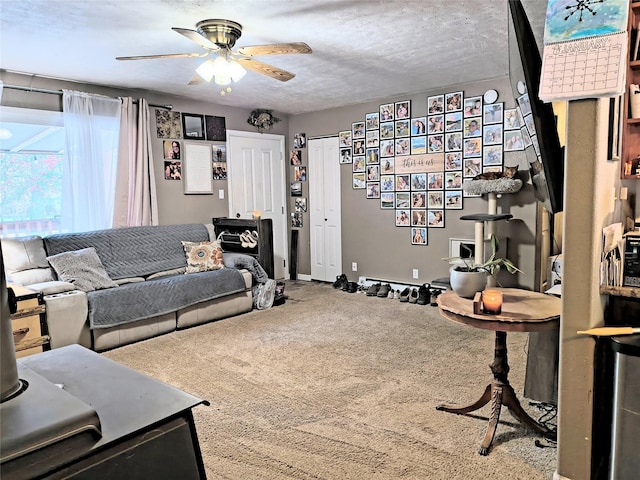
[343,89,523,246]
[155,110,227,182]
[290,132,307,228]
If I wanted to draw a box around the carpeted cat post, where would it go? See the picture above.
[462,175,523,287]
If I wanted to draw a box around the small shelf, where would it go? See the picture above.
[460,213,513,222]
[600,285,640,299]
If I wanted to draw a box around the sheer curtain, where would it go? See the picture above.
[62,90,121,232]
[113,97,158,227]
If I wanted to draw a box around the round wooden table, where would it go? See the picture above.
[436,288,560,455]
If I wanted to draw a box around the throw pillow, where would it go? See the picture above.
[47,247,118,292]
[182,241,224,274]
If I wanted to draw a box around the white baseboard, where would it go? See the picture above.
[294,274,312,282]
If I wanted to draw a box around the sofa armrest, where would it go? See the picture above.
[44,290,91,349]
[239,269,252,289]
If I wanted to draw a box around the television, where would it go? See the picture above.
[508,0,564,214]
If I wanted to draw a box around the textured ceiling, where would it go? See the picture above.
[0,0,548,115]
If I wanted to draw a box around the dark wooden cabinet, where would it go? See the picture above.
[213,217,274,279]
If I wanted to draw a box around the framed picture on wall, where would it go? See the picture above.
[380,192,395,209]
[427,172,444,189]
[339,130,352,147]
[445,190,463,209]
[427,115,444,134]
[411,191,426,208]
[294,197,307,212]
[412,210,427,226]
[366,182,380,199]
[366,112,380,130]
[395,119,410,137]
[411,227,427,245]
[353,172,366,189]
[427,209,444,227]
[445,152,462,170]
[427,190,444,209]
[411,117,427,135]
[410,136,426,155]
[380,174,395,191]
[380,139,395,157]
[381,158,394,174]
[483,124,503,145]
[380,103,394,121]
[182,142,212,193]
[445,91,463,112]
[445,112,462,132]
[380,121,394,140]
[340,148,352,164]
[395,192,410,208]
[483,103,504,125]
[395,100,410,120]
[353,156,366,172]
[428,95,445,115]
[395,209,410,226]
[445,171,462,190]
[463,158,482,177]
[445,132,462,152]
[395,138,410,156]
[504,130,525,151]
[463,96,483,117]
[182,113,205,140]
[366,129,379,148]
[366,164,380,182]
[483,145,503,166]
[504,108,522,130]
[205,115,226,141]
[352,121,366,139]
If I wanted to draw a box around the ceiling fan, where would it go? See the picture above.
[116,19,312,90]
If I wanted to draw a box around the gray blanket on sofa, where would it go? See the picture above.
[87,268,247,329]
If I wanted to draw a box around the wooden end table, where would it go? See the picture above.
[436,288,560,455]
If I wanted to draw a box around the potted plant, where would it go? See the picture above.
[444,235,521,298]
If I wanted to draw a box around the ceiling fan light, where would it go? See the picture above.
[195,60,216,82]
[215,74,231,85]
[228,61,246,82]
[211,56,229,75]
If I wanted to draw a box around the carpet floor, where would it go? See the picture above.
[103,280,557,479]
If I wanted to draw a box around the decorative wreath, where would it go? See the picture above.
[247,109,281,133]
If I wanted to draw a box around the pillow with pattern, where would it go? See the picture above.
[182,240,225,274]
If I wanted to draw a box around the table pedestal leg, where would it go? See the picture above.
[436,331,556,455]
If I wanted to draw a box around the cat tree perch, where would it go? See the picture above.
[461,178,523,286]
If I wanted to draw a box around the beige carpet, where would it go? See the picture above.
[103,280,557,479]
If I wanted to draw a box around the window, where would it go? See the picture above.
[0,107,65,238]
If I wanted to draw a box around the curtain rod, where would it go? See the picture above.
[2,83,173,110]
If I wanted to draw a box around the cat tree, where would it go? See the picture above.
[461,177,523,286]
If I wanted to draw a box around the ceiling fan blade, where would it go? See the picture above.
[172,27,220,51]
[116,52,209,61]
[237,42,312,56]
[188,74,204,86]
[235,58,295,82]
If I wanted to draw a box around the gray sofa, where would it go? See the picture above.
[3,223,261,351]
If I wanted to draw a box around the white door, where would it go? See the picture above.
[227,130,287,280]
[309,137,341,282]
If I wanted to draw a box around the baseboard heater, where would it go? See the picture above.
[357,276,449,293]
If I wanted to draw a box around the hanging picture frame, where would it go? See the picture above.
[182,113,205,140]
[411,227,428,245]
[395,100,411,120]
[380,103,395,121]
[366,112,380,130]
[380,192,395,209]
[182,142,212,193]
[427,209,445,227]
[427,94,445,115]
[445,190,463,210]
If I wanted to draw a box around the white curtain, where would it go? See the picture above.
[113,97,158,227]
[62,90,121,232]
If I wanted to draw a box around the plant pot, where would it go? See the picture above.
[449,267,488,299]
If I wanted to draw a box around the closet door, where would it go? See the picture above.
[309,137,341,282]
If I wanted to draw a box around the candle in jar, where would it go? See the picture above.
[252,211,261,219]
[482,289,503,314]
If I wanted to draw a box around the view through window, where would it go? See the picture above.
[0,107,65,238]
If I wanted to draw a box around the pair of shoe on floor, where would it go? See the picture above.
[398,284,431,305]
[333,274,359,293]
[366,282,394,298]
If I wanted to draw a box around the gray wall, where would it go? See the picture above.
[2,71,538,290]
[289,76,539,289]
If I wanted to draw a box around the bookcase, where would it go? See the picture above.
[212,217,274,279]
[622,1,640,178]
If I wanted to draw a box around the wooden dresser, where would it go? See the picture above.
[8,284,50,357]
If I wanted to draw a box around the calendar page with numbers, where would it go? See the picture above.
[539,0,629,103]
